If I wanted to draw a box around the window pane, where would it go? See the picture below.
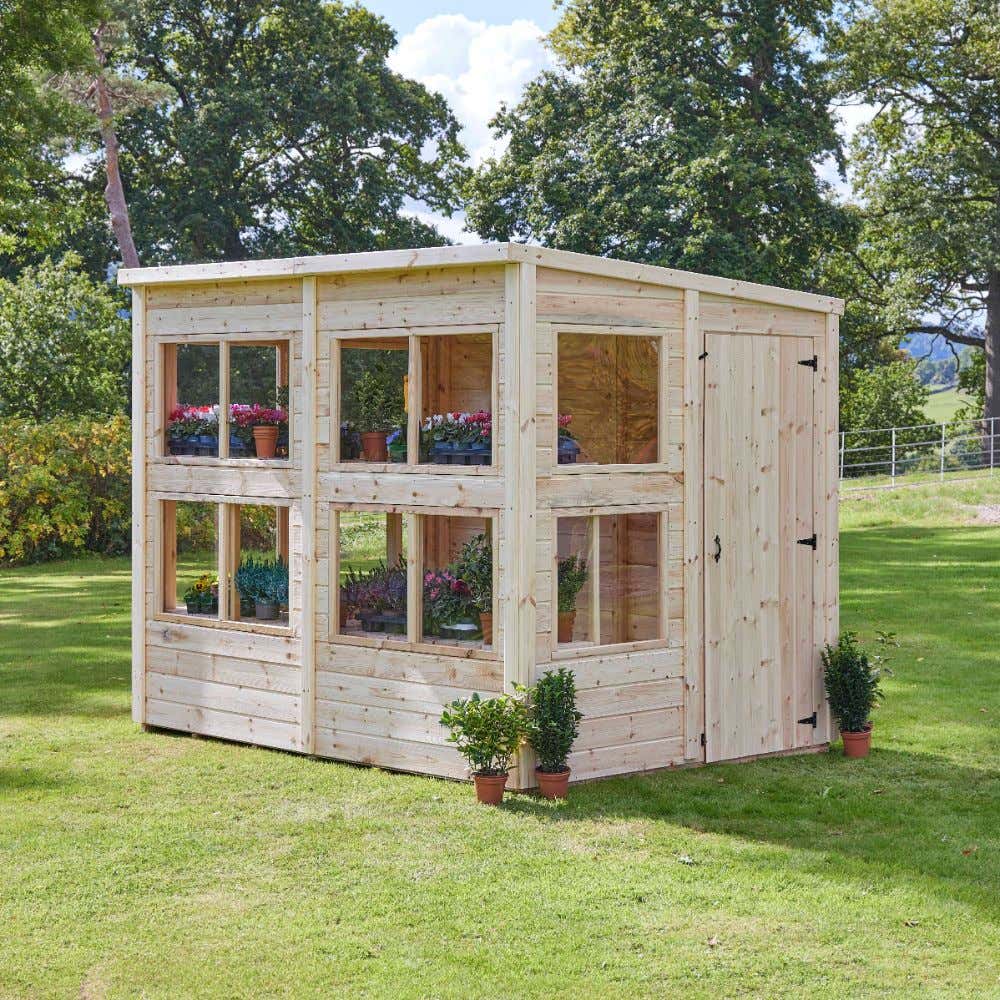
[557,333,659,465]
[339,343,408,463]
[337,512,408,640]
[168,345,219,456]
[420,333,493,466]
[230,343,289,460]
[421,515,493,650]
[600,513,660,644]
[231,506,289,625]
[169,501,218,618]
[555,516,595,647]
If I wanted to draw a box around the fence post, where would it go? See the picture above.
[840,430,845,481]
[991,417,996,476]
[940,423,946,481]
[891,427,896,485]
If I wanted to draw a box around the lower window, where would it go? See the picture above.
[555,511,664,650]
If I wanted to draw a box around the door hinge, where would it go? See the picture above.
[797,533,817,549]
[797,711,817,728]
[698,349,708,360]
[798,354,818,371]
[700,732,706,747]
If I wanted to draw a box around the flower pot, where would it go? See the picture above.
[535,767,571,800]
[842,724,873,758]
[359,609,383,632]
[473,772,508,806]
[361,431,388,463]
[439,621,481,642]
[185,600,201,615]
[479,611,493,644]
[239,597,256,618]
[380,612,407,635]
[558,437,580,464]
[252,425,279,459]
[254,600,279,621]
[557,610,576,644]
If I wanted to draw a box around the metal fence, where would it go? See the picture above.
[840,416,999,491]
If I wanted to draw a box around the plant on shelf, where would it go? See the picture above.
[386,426,407,463]
[182,571,217,615]
[557,413,581,464]
[556,554,589,643]
[338,565,365,629]
[230,403,288,460]
[353,560,407,633]
[233,556,265,616]
[340,420,362,460]
[423,568,476,639]
[421,411,492,465]
[439,692,529,805]
[822,631,884,758]
[524,668,582,799]
[352,367,404,462]
[455,533,493,643]
[167,404,220,456]
[254,557,289,621]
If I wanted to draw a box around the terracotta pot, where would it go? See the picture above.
[339,601,349,629]
[252,425,279,459]
[535,767,570,800]
[473,771,508,805]
[557,610,576,644]
[842,724,873,758]
[361,430,388,463]
[479,611,493,644]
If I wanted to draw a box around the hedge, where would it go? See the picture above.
[0,416,131,564]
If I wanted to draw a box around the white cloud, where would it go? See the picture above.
[401,205,478,245]
[390,14,553,166]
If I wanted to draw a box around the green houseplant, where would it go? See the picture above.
[822,631,884,758]
[182,572,217,615]
[254,557,288,621]
[439,692,528,804]
[556,555,589,643]
[234,556,264,617]
[455,533,493,643]
[525,668,582,799]
[352,367,404,462]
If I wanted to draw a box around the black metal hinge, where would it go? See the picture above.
[797,533,817,549]
[798,355,818,371]
[797,712,817,728]
[700,732,706,747]
[698,349,708,360]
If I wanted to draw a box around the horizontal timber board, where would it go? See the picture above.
[146,646,301,695]
[540,646,683,689]
[320,472,504,508]
[575,678,683,717]
[575,706,683,752]
[568,736,686,781]
[147,303,300,335]
[317,643,502,690]
[148,464,299,499]
[315,700,448,746]
[147,671,300,723]
[146,698,302,752]
[316,671,478,716]
[314,727,468,779]
[147,620,300,664]
[539,472,683,508]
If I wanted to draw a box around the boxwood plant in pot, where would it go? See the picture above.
[352,368,403,463]
[525,668,582,799]
[455,533,493,643]
[557,555,589,643]
[439,692,528,805]
[822,631,884,758]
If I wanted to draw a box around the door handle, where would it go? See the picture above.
[713,534,721,563]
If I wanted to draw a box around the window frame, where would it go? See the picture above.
[551,324,673,475]
[329,324,500,475]
[551,506,672,660]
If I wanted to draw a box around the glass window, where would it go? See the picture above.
[336,511,408,639]
[338,342,408,463]
[556,512,664,649]
[556,333,659,466]
[229,343,290,460]
[420,514,494,650]
[165,500,218,617]
[167,345,220,456]
[420,333,493,466]
[229,505,290,625]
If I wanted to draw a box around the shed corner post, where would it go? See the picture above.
[131,284,148,726]
[681,288,705,761]
[502,260,537,790]
[300,274,319,755]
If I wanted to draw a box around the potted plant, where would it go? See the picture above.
[340,421,362,460]
[254,558,288,621]
[182,572,217,615]
[439,692,528,805]
[231,403,286,460]
[557,555,589,643]
[455,533,493,643]
[822,631,884,758]
[557,414,581,464]
[353,368,403,462]
[234,556,262,617]
[386,426,407,463]
[423,568,475,638]
[525,668,582,799]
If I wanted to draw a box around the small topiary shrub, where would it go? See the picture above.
[526,668,582,773]
[822,631,884,733]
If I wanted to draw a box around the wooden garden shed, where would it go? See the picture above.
[120,243,842,787]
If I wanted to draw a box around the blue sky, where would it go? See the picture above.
[362,1,560,36]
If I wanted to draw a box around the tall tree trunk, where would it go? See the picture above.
[94,70,140,270]
[986,268,1000,423]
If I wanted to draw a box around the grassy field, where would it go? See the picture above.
[1,481,998,998]
[923,385,976,424]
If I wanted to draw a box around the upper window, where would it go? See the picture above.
[338,341,408,463]
[164,340,290,461]
[556,332,660,466]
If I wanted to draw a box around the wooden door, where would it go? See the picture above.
[703,333,820,762]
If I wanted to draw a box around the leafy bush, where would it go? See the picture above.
[454,533,492,614]
[557,554,589,613]
[822,632,884,733]
[351,365,404,433]
[0,416,130,564]
[439,693,528,776]
[525,669,582,773]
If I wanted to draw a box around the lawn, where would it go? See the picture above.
[923,385,976,424]
[1,481,998,998]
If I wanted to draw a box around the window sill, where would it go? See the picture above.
[331,462,497,476]
[153,455,294,469]
[550,638,669,661]
[330,631,499,661]
[551,462,673,476]
[154,611,295,638]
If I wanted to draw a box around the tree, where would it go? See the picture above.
[833,0,1000,420]
[89,0,468,264]
[0,255,130,420]
[840,358,929,434]
[467,0,847,290]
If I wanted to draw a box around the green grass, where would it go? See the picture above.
[1,483,999,998]
[923,385,975,424]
